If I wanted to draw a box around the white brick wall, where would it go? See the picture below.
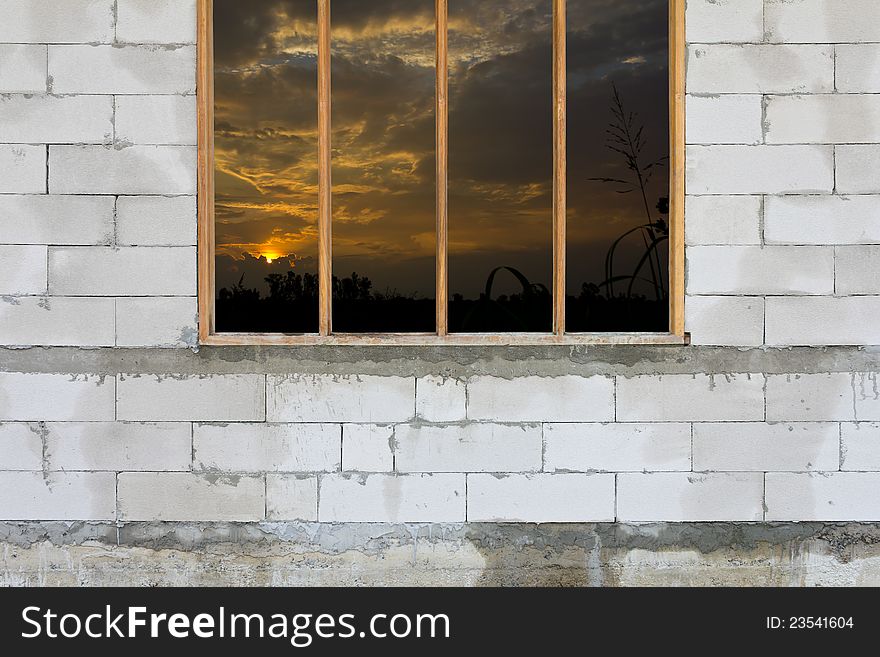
[0,0,878,527]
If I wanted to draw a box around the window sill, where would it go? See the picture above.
[202,332,690,347]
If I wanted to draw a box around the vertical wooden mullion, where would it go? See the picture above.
[669,0,686,336]
[552,0,566,335]
[436,0,449,336]
[197,0,215,342]
[318,0,332,335]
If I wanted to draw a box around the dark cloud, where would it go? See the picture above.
[213,0,669,300]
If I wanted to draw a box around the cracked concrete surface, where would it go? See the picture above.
[3,522,880,586]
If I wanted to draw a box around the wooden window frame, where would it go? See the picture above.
[197,0,687,346]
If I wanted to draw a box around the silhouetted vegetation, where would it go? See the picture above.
[568,82,669,333]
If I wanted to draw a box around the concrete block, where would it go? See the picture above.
[687,145,833,195]
[116,196,197,246]
[415,376,466,422]
[0,296,115,347]
[267,375,415,423]
[766,373,855,421]
[766,95,880,144]
[687,44,834,94]
[836,146,880,194]
[766,297,880,346]
[319,473,465,523]
[836,246,880,295]
[467,473,615,522]
[394,423,542,473]
[0,373,115,422]
[194,423,341,473]
[0,95,112,144]
[118,473,265,521]
[0,472,116,521]
[117,374,265,422]
[46,422,192,471]
[686,296,765,347]
[687,246,834,295]
[115,95,197,145]
[116,0,198,44]
[765,195,880,245]
[693,422,840,471]
[617,374,765,422]
[115,297,198,348]
[341,424,394,472]
[686,95,762,145]
[836,45,880,92]
[0,44,46,93]
[266,475,318,521]
[0,144,45,194]
[49,145,197,195]
[618,472,765,522]
[0,0,115,43]
[544,423,692,473]
[0,245,47,294]
[766,472,880,521]
[0,423,42,470]
[766,0,880,43]
[49,246,196,296]
[686,0,764,44]
[467,375,614,422]
[684,195,762,246]
[49,45,195,94]
[841,423,880,471]
[0,195,114,246]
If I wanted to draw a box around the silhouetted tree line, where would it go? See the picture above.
[216,263,666,334]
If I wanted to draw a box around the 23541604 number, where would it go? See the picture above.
[767,617,854,630]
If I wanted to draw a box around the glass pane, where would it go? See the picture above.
[448,0,553,333]
[566,0,670,332]
[214,0,319,333]
[331,0,437,333]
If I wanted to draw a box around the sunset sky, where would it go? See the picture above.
[214,0,669,308]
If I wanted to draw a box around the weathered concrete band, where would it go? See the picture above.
[3,522,880,586]
[2,345,880,377]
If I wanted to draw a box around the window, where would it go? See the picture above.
[197,0,685,344]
